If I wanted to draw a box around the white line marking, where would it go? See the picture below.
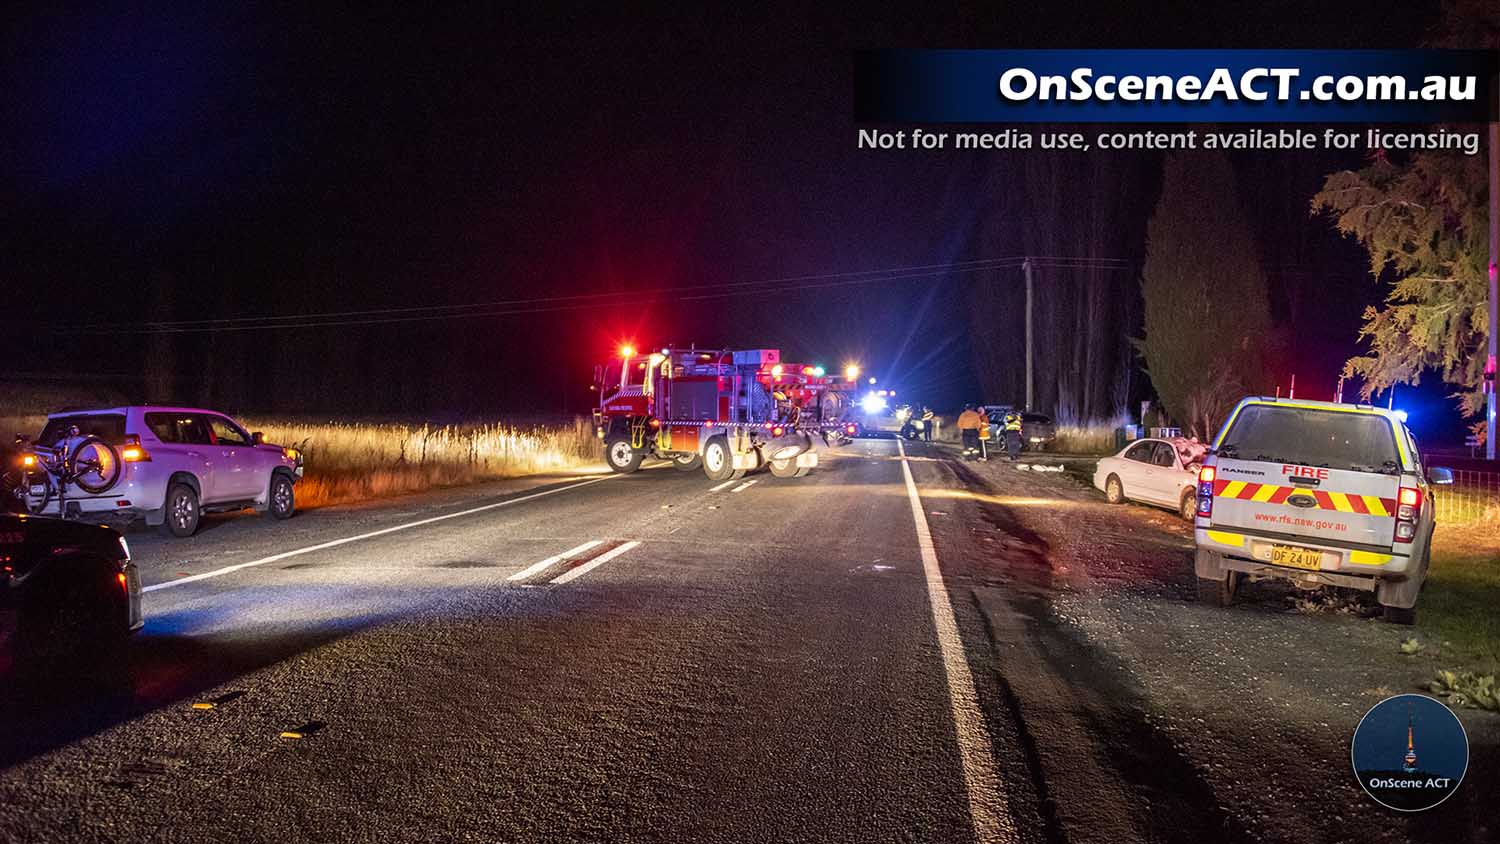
[896,438,1014,844]
[549,540,640,584]
[506,540,603,582]
[708,479,737,492]
[143,476,617,593]
[730,479,756,493]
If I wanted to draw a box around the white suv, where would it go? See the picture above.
[1194,397,1452,624]
[25,406,303,537]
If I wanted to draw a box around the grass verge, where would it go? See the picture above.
[1418,524,1500,683]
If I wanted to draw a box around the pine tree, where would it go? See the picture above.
[1312,0,1497,424]
[1139,151,1273,438]
[1312,153,1490,416]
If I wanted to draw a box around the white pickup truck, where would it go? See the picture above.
[1193,397,1453,624]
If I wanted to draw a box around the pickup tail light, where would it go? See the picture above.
[1196,466,1216,518]
[1395,486,1422,542]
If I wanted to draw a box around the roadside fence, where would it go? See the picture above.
[1434,469,1500,525]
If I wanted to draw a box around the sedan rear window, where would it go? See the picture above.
[1219,405,1401,473]
[37,414,126,445]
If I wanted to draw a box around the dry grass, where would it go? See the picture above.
[242,417,602,509]
[1051,411,1131,456]
[0,414,46,441]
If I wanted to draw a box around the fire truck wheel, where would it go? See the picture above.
[605,437,643,474]
[768,458,802,479]
[672,453,702,471]
[702,437,735,481]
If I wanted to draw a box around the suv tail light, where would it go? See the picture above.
[120,434,150,462]
[1196,466,1216,518]
[1395,486,1422,542]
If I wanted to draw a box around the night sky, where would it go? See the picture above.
[2,2,1468,439]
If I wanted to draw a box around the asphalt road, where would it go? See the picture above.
[1,439,1493,843]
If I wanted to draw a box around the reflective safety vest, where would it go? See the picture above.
[1004,414,1022,432]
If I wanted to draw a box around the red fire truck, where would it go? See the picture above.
[593,347,858,481]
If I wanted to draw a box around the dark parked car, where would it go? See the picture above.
[980,406,1057,451]
[0,513,142,677]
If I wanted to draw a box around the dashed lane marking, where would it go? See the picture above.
[708,479,738,492]
[730,479,757,493]
[549,540,641,585]
[507,540,604,582]
[896,438,1016,844]
[143,476,617,593]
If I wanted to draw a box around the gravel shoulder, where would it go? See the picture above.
[921,443,1499,844]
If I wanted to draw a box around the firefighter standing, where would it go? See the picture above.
[976,406,991,461]
[1004,411,1023,461]
[956,404,982,460]
[920,406,935,442]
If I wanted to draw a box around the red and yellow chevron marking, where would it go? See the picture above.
[1212,480,1394,517]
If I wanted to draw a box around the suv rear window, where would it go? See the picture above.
[38,414,127,445]
[1219,405,1401,473]
[144,412,214,445]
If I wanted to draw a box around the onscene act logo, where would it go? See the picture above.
[1351,694,1469,811]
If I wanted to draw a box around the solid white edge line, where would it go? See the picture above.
[896,438,1014,844]
[143,476,617,593]
[506,539,603,582]
[730,479,756,493]
[708,479,737,492]
[548,540,640,584]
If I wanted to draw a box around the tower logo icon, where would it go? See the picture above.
[1402,702,1418,774]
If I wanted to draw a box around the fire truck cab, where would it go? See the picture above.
[593,347,857,481]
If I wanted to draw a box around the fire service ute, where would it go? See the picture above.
[593,347,858,481]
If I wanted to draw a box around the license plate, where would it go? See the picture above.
[1271,545,1322,571]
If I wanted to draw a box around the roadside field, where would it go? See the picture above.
[3,387,602,510]
[242,417,601,508]
[1423,525,1500,674]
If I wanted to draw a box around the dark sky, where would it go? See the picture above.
[1353,695,1468,779]
[1,2,1462,434]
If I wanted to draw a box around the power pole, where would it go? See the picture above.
[1488,116,1497,460]
[1020,259,1032,413]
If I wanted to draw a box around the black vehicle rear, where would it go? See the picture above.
[0,514,142,679]
[1021,413,1056,449]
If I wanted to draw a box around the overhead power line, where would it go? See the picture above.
[64,255,1133,336]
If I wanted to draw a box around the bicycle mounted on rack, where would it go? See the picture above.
[3,427,123,518]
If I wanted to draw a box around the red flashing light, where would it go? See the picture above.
[117,572,128,591]
[1199,466,1216,483]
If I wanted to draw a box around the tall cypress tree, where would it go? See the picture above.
[1139,151,1273,438]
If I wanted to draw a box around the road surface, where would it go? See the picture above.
[0,439,1493,843]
